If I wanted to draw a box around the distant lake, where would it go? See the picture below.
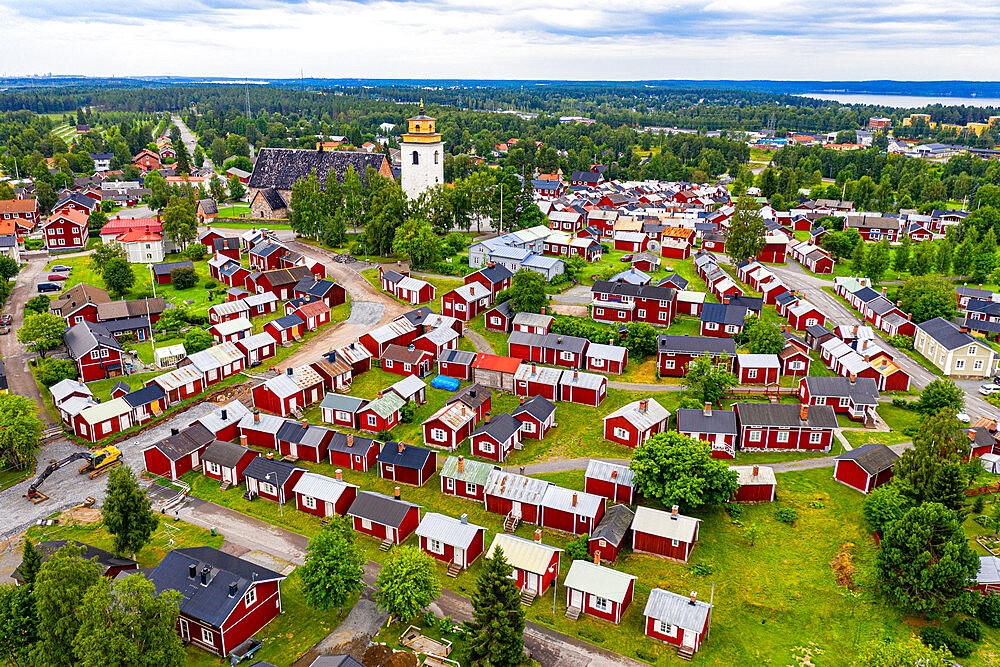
[796,92,1000,109]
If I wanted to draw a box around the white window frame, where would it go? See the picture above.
[360,517,372,530]
[613,427,629,439]
[244,586,257,607]
[465,482,477,495]
[749,430,761,442]
[839,397,850,407]
[955,359,965,370]
[259,481,277,496]
[747,369,757,379]
[479,440,495,454]
[445,477,455,490]
[809,432,823,444]
[664,360,675,369]
[428,538,444,555]
[591,595,609,612]
[201,627,213,644]
[206,461,221,475]
[302,495,317,510]
[432,428,447,442]
[776,431,789,443]
[560,351,574,362]
[367,414,377,427]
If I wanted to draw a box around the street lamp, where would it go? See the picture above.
[266,472,283,517]
[146,263,156,299]
[489,183,505,235]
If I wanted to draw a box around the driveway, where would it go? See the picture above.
[1,254,50,424]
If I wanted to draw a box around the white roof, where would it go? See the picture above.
[238,332,275,350]
[788,299,820,317]
[397,276,430,292]
[514,364,562,385]
[603,398,669,430]
[730,465,777,486]
[632,505,700,543]
[736,353,780,369]
[563,560,637,603]
[154,344,186,362]
[585,459,634,487]
[365,320,416,344]
[244,292,278,308]
[388,374,426,400]
[208,301,249,318]
[452,282,490,302]
[614,231,647,242]
[415,512,484,548]
[486,533,561,575]
[60,395,96,417]
[154,365,204,391]
[585,342,627,363]
[541,485,603,517]
[418,326,459,346]
[978,556,1000,585]
[187,342,244,373]
[293,472,357,504]
[50,378,91,404]
[677,291,706,304]
[559,369,606,390]
[238,410,287,434]
[198,400,249,433]
[79,397,131,424]
[212,317,252,336]
[263,374,303,399]
[512,312,554,328]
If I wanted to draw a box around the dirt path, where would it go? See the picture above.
[1,254,55,424]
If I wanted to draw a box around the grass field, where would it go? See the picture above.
[361,267,463,314]
[216,204,251,218]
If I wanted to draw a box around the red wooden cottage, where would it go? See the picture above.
[484,301,514,333]
[295,300,331,331]
[512,395,556,440]
[588,505,634,565]
[415,512,487,572]
[833,443,899,494]
[632,505,700,563]
[484,469,550,526]
[540,486,606,536]
[293,471,359,518]
[470,413,523,463]
[442,282,491,322]
[734,402,837,452]
[347,490,421,546]
[357,393,406,433]
[244,457,305,505]
[422,401,478,450]
[327,432,380,473]
[486,533,562,597]
[381,344,433,378]
[513,364,562,402]
[657,335,736,377]
[378,441,436,487]
[584,459,635,505]
[559,369,607,407]
[465,264,513,300]
[439,455,497,503]
[438,349,476,381]
[238,410,286,451]
[252,373,307,417]
[141,422,215,481]
[201,440,258,486]
[643,588,713,656]
[74,398,133,444]
[64,321,125,382]
[787,299,826,331]
[564,560,637,625]
[676,406,738,459]
[275,420,333,464]
[731,465,777,502]
[602,398,669,448]
[734,354,780,385]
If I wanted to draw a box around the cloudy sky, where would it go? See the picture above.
[0,0,998,80]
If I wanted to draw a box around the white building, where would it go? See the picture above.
[400,100,444,200]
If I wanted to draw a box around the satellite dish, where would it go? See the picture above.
[647,240,661,253]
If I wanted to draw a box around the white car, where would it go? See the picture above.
[957,411,971,423]
[980,384,1000,396]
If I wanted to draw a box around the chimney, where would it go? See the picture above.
[849,373,856,383]
[485,412,491,423]
[540,307,545,315]
[221,409,227,421]
[461,513,468,525]
[200,566,211,586]
[752,465,759,477]
[327,350,336,363]
[534,529,542,543]
[287,368,293,376]
[689,591,698,605]
[266,452,273,460]
[188,564,197,579]
[228,582,238,597]
[800,404,809,420]
[170,427,180,436]
[254,410,260,424]
[302,419,308,428]
[881,287,887,295]
[574,370,579,381]
[347,434,354,448]
[394,486,401,500]
[671,505,679,519]
[458,455,464,473]
[531,363,537,375]
[470,389,477,398]
[704,402,712,417]
[594,551,601,565]
[397,442,404,454]
[611,469,618,481]
[240,435,248,448]
[408,344,415,352]
[639,398,648,413]
[572,493,578,507]
[520,397,525,405]
[557,336,562,343]
[377,391,383,398]
[335,468,342,481]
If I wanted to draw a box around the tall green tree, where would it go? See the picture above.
[726,196,767,262]
[227,175,245,201]
[392,218,443,269]
[895,409,968,509]
[172,140,190,175]
[893,236,911,273]
[908,240,935,276]
[0,583,36,666]
[19,539,42,587]
[630,432,739,509]
[102,465,159,559]
[499,269,546,314]
[375,546,440,622]
[0,394,43,469]
[73,575,184,667]
[465,547,526,667]
[102,257,135,299]
[865,240,892,282]
[683,353,737,405]
[89,241,126,275]
[915,380,964,415]
[740,317,784,355]
[289,171,325,240]
[897,275,956,323]
[301,517,365,616]
[17,312,65,358]
[32,542,102,667]
[341,166,364,233]
[161,197,197,249]
[850,240,867,274]
[208,175,226,202]
[874,502,978,615]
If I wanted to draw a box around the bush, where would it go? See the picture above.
[172,267,198,289]
[445,233,466,255]
[775,507,798,525]
[974,495,987,513]
[891,398,912,409]
[724,503,743,519]
[974,514,992,528]
[376,429,392,442]
[565,534,590,562]
[400,403,415,424]
[689,562,714,576]
[978,593,1000,627]
[888,334,914,350]
[34,357,78,386]
[635,647,659,663]
[205,280,217,289]
[25,239,43,250]
[25,295,51,315]
[185,244,207,261]
[956,618,983,642]
[184,328,213,354]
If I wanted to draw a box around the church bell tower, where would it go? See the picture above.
[400,99,444,200]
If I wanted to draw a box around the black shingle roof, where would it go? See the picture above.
[471,413,522,442]
[676,408,738,434]
[701,302,748,326]
[656,335,736,355]
[377,442,432,470]
[152,260,193,276]
[249,148,387,191]
[836,442,899,475]
[735,402,837,429]
[804,377,879,405]
[122,384,163,408]
[202,440,253,468]
[590,504,634,546]
[244,457,303,486]
[918,317,977,350]
[512,395,556,422]
[347,490,419,527]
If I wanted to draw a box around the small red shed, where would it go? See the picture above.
[833,443,899,494]
[415,512,487,571]
[564,560,637,625]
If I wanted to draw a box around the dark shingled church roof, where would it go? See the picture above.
[249,148,388,191]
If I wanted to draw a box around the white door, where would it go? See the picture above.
[179,618,190,641]
[191,451,199,467]
[681,629,696,650]
[454,547,465,568]
[222,467,233,484]
[288,398,297,413]
[289,443,298,458]
[120,414,130,429]
[570,589,583,609]
[511,501,522,518]
[526,573,538,593]
[324,501,333,516]
[250,350,258,363]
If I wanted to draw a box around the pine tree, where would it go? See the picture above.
[466,547,526,667]
[102,465,159,559]
[20,538,42,587]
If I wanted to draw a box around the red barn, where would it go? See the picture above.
[146,547,285,658]
[734,354,781,385]
[540,486,605,536]
[327,432,380,473]
[631,505,700,563]
[201,440,258,486]
[244,457,305,505]
[602,398,669,448]
[42,210,88,250]
[643,588,713,657]
[378,441,436,487]
[416,512,487,572]
[512,395,556,440]
[292,471,359,518]
[439,456,497,503]
[584,459,635,505]
[734,402,837,452]
[731,465,777,502]
[564,560,637,625]
[588,505,634,565]
[486,533,562,597]
[347,490,421,545]
[833,443,899,494]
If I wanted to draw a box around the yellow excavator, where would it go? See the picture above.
[24,446,123,503]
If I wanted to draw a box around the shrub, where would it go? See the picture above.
[724,503,743,519]
[978,594,1000,627]
[171,267,198,289]
[34,357,78,386]
[635,647,659,663]
[376,429,392,442]
[888,334,914,350]
[565,534,590,562]
[974,514,992,528]
[919,627,951,651]
[775,507,798,525]
[974,495,987,514]
[205,280,217,289]
[400,403,415,424]
[956,618,983,642]
[689,562,714,576]
[185,243,207,261]
[891,398,912,409]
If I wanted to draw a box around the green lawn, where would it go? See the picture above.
[0,465,32,492]
[216,204,251,218]
[362,267,463,313]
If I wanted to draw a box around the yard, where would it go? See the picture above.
[361,267,464,313]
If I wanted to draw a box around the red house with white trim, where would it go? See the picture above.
[486,533,562,597]
[564,560,637,625]
[643,588,713,656]
[833,443,899,494]
[416,512,487,571]
[347,490,421,545]
[631,505,700,563]
[602,398,669,448]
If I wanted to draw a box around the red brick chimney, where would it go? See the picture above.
[534,529,542,543]
[800,404,809,420]
[458,455,464,474]
[335,469,342,481]
[703,402,712,417]
[397,442,404,454]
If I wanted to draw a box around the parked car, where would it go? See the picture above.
[979,384,1000,396]
[957,411,971,423]
[620,254,633,262]
[37,283,61,293]
[0,314,11,325]
[0,325,9,336]
[49,265,72,272]
[46,274,68,281]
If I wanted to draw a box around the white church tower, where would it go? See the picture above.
[401,99,444,200]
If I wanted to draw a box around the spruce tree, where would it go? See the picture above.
[466,547,526,667]
[103,465,159,559]
[20,538,42,587]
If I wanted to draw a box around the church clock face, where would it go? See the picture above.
[401,99,444,201]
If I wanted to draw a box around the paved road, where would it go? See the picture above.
[607,381,684,392]
[170,114,213,171]
[1,254,51,424]
[768,260,1000,421]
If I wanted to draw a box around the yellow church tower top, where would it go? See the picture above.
[403,99,441,144]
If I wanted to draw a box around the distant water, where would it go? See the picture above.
[797,92,1000,109]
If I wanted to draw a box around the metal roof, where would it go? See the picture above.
[918,316,980,350]
[585,342,628,363]
[238,411,287,435]
[603,398,669,431]
[632,506,699,543]
[79,397,131,424]
[736,354,780,369]
[676,408,737,435]
[643,588,712,631]
[293,472,357,504]
[514,364,562,386]
[591,504,634,546]
[50,378,91,404]
[364,392,406,419]
[486,534,561,575]
[197,400,249,432]
[512,311,555,328]
[585,459,634,487]
[415,512,484,548]
[483,469,550,504]
[541,485,603,517]
[262,374,303,399]
[559,369,605,390]
[563,560,637,603]
[730,465,777,486]
[238,332,276,350]
[978,556,1000,585]
[319,393,368,413]
[244,457,304,486]
[836,443,899,475]
[211,317,252,336]
[471,413,522,443]
[439,456,496,485]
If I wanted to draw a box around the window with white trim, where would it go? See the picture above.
[969,345,978,355]
[664,360,675,369]
[975,360,984,370]
[244,586,257,607]
[591,595,609,612]
[201,627,214,644]
[206,461,221,475]
[839,397,850,407]
[671,539,679,547]
[955,359,965,370]
[479,440,495,453]
[445,477,454,490]
[522,421,535,433]
[776,431,788,443]
[560,351,574,361]
[809,432,823,444]
[431,428,446,442]
[302,495,317,510]
[747,369,757,379]
[614,427,629,439]
[657,621,677,637]
[465,482,477,495]
[637,309,646,318]
[428,538,444,554]
[595,308,604,316]
[367,415,377,427]
[749,430,761,442]
[360,517,372,530]
[259,481,277,496]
